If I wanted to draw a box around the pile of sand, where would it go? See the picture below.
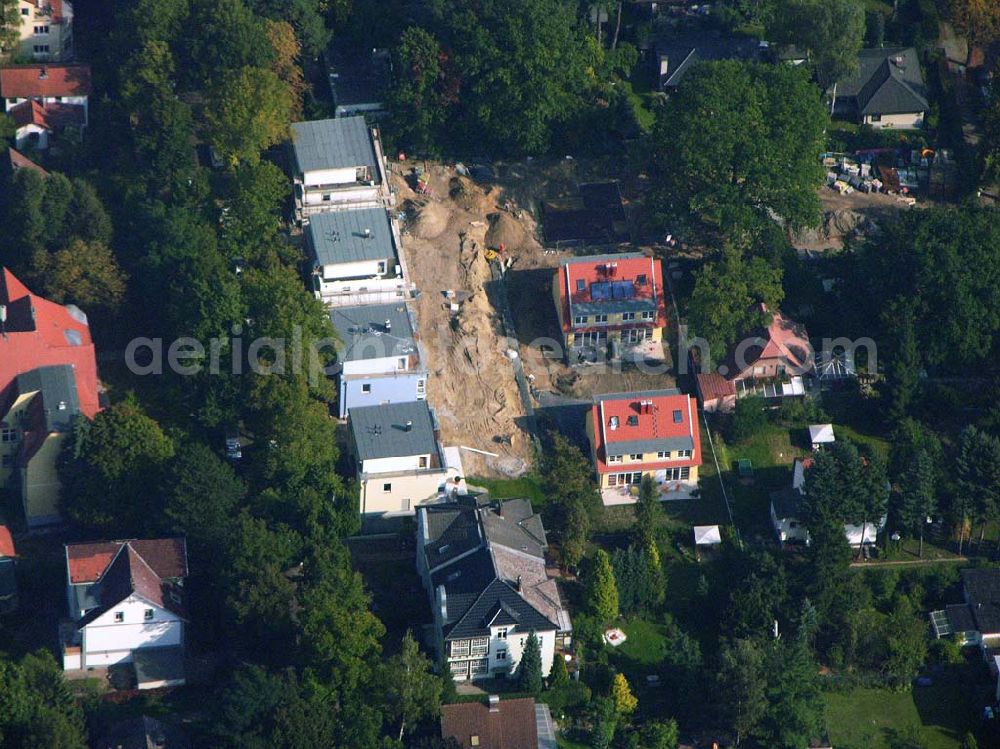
[485,211,526,251]
[408,199,449,239]
[450,176,496,213]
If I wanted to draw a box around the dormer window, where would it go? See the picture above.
[496,627,508,640]
[626,415,638,427]
[114,611,124,623]
[636,274,647,286]
[608,416,619,430]
[673,410,682,423]
[576,279,585,292]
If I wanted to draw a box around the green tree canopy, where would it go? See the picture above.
[651,61,827,241]
[61,402,176,535]
[382,630,442,739]
[768,0,865,89]
[0,651,87,749]
[517,632,544,695]
[206,66,293,167]
[687,245,784,357]
[585,549,620,623]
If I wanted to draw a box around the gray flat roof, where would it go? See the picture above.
[290,117,378,175]
[350,401,437,461]
[330,303,417,362]
[307,208,397,266]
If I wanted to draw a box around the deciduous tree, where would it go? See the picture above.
[652,61,827,240]
[382,630,442,739]
[206,66,293,167]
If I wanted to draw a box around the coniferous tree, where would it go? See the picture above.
[587,549,620,624]
[517,632,544,695]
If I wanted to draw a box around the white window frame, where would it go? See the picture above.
[573,315,587,325]
[641,310,655,321]
[451,639,471,657]
[608,454,622,463]
[622,312,636,321]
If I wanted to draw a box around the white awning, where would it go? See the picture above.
[693,525,722,546]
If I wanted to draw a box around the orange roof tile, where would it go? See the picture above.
[0,64,91,99]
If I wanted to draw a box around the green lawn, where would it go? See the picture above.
[468,475,547,509]
[824,666,991,749]
[616,619,669,666]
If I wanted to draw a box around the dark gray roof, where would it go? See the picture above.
[330,303,416,362]
[16,365,80,432]
[94,715,190,749]
[133,647,186,688]
[945,603,977,634]
[962,568,1000,635]
[433,547,497,626]
[770,487,802,521]
[307,208,397,266]
[445,578,558,640]
[657,33,761,89]
[290,116,378,175]
[350,401,437,461]
[328,49,389,109]
[424,506,482,569]
[835,47,928,115]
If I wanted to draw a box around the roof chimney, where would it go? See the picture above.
[488,695,500,712]
[384,318,392,332]
[39,66,48,80]
[364,228,372,238]
[516,575,522,591]
[405,420,412,432]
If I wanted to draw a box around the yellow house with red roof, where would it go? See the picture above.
[586,389,702,505]
[552,253,667,360]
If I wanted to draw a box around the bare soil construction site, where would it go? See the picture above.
[392,159,675,478]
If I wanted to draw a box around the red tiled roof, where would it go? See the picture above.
[0,526,15,558]
[696,372,736,401]
[5,147,49,176]
[0,64,91,99]
[10,99,85,129]
[0,267,100,421]
[555,253,667,333]
[26,0,68,22]
[65,538,188,584]
[440,698,539,749]
[591,390,702,474]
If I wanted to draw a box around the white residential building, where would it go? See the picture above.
[11,0,74,61]
[61,538,188,687]
[306,208,409,307]
[329,302,427,419]
[350,400,464,516]
[416,497,572,682]
[290,116,390,220]
[0,63,89,150]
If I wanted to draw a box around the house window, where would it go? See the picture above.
[33,44,49,53]
[678,449,692,458]
[629,453,642,461]
[416,379,426,396]
[470,658,489,674]
[575,279,585,292]
[144,609,154,621]
[377,261,387,274]
[419,456,428,469]
[383,483,392,492]
[636,274,647,286]
[871,114,882,122]
[609,472,642,486]
[657,451,670,459]
[34,25,49,34]
[608,416,619,430]
[664,467,691,481]
[471,736,481,747]
[608,454,622,463]
[496,649,507,660]
[449,660,469,675]
[626,415,638,426]
[0,427,18,443]
[673,410,682,424]
[496,628,508,640]
[471,637,489,656]
[451,639,471,657]
[641,311,655,320]
[361,383,372,393]
[21,7,28,14]
[573,315,587,325]
[622,312,636,321]
[397,357,407,370]
[322,193,332,202]
[114,611,124,623]
[594,314,608,324]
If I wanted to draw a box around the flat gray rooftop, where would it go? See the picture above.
[291,116,378,175]
[350,401,437,461]
[307,208,397,266]
[330,303,416,362]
